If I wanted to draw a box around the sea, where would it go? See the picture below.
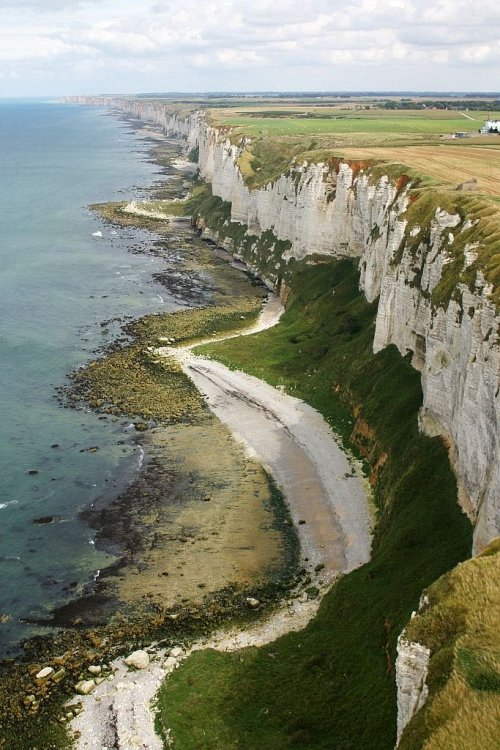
[0,99,181,655]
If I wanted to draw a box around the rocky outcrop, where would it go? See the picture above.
[68,97,499,554]
[373,215,499,554]
[395,634,430,745]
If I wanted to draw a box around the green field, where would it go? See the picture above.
[214,108,500,138]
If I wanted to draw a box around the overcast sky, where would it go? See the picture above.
[1,0,499,97]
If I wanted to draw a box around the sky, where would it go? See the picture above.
[1,0,499,97]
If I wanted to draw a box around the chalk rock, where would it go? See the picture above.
[164,656,178,671]
[75,679,96,695]
[124,650,150,670]
[246,597,260,609]
[35,667,54,681]
[395,634,430,745]
[87,665,101,675]
[170,646,183,659]
[82,98,500,553]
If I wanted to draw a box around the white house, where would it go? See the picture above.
[481,119,500,133]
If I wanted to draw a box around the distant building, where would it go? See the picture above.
[481,119,500,134]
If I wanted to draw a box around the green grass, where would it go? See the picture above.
[210,105,500,205]
[215,109,500,138]
[400,543,500,750]
[157,259,472,750]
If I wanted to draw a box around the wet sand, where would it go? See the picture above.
[109,421,290,611]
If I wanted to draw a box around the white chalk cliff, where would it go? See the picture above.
[72,97,499,555]
[395,634,430,745]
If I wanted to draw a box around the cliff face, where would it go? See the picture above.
[73,97,499,555]
[193,121,499,556]
[395,634,430,745]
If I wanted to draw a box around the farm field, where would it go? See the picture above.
[212,105,500,195]
[343,144,500,196]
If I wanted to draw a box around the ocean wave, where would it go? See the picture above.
[0,500,18,510]
[136,445,145,470]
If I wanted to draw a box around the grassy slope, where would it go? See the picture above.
[400,542,500,750]
[157,259,472,749]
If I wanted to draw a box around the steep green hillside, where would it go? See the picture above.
[157,258,472,749]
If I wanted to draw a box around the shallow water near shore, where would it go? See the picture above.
[0,101,291,655]
[0,100,185,653]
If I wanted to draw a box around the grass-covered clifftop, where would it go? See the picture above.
[203,100,500,305]
[157,258,472,749]
[210,104,500,196]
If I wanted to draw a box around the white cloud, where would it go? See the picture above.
[0,0,92,10]
[0,0,499,95]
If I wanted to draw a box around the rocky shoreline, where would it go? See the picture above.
[0,113,373,750]
[0,117,304,749]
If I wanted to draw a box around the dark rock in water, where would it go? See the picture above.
[27,470,39,476]
[33,516,55,525]
[134,422,149,432]
[50,444,60,449]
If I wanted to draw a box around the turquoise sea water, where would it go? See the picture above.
[0,100,180,654]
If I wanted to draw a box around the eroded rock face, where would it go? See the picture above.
[73,98,499,553]
[368,207,499,552]
[395,634,430,745]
